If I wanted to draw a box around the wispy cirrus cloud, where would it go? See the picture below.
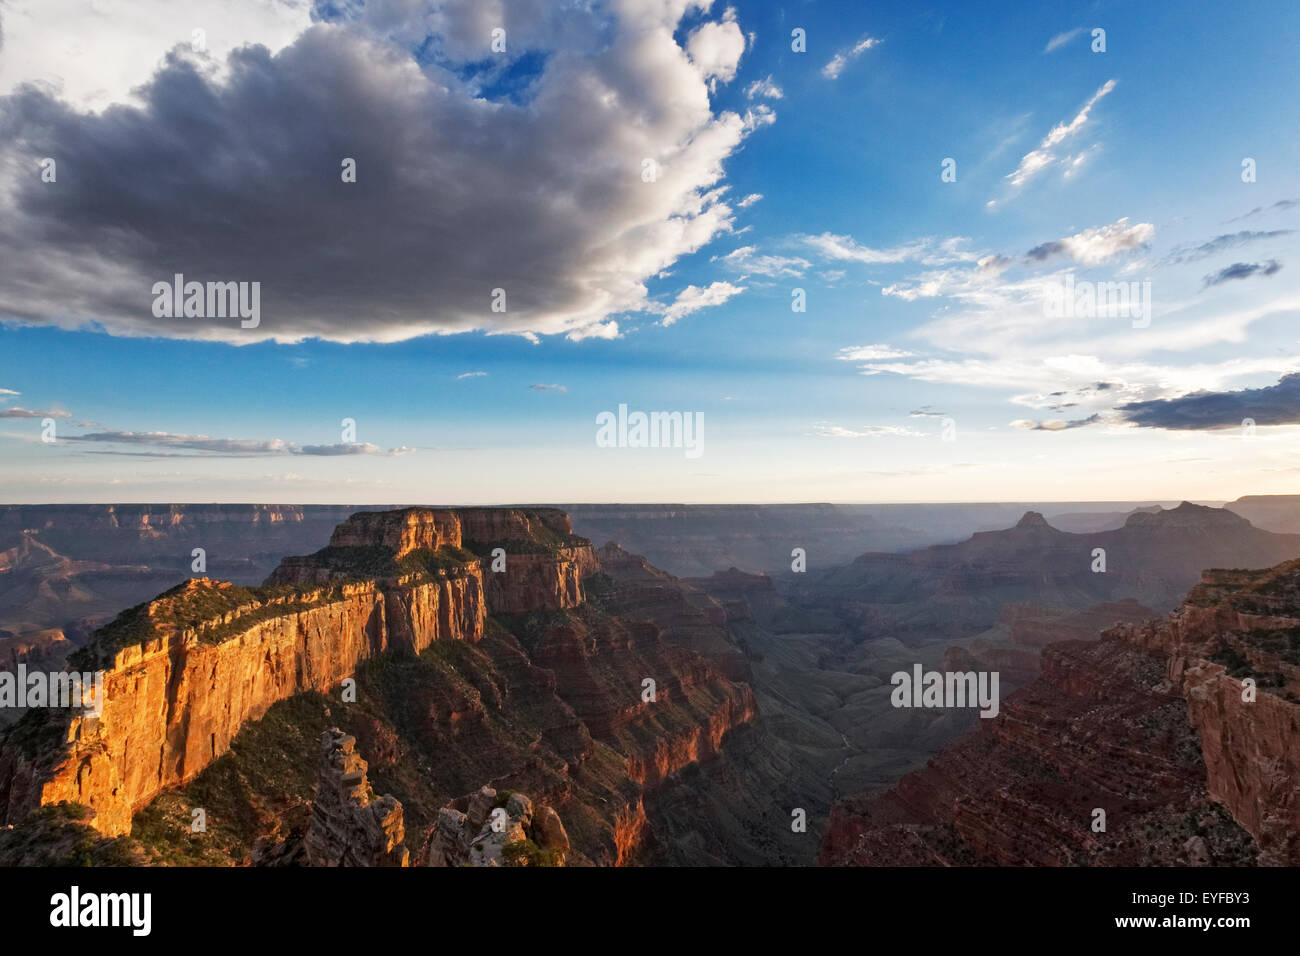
[1004,79,1115,189]
[1044,27,1085,52]
[64,430,410,456]
[812,422,922,438]
[744,75,782,99]
[822,35,880,79]
[716,245,810,278]
[838,345,915,362]
[659,281,746,326]
[1162,231,1291,265]
[0,407,72,419]
[800,233,977,267]
[1010,414,1100,431]
[1226,199,1299,223]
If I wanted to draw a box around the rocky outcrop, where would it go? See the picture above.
[325,509,462,554]
[269,508,597,615]
[425,786,569,867]
[306,728,408,867]
[1102,559,1300,865]
[822,558,1300,867]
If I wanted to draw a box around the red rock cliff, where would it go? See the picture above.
[0,569,485,837]
[821,559,1300,867]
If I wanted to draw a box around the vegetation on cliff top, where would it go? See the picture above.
[68,579,357,666]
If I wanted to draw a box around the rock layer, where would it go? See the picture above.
[305,728,409,867]
[0,570,485,836]
[822,560,1300,866]
[425,786,569,867]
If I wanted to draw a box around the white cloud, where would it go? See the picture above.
[837,345,914,361]
[64,429,409,456]
[457,371,487,379]
[0,2,772,345]
[822,35,880,79]
[1026,218,1155,266]
[813,422,923,438]
[686,12,746,91]
[718,245,809,278]
[744,75,782,99]
[1006,79,1115,188]
[736,192,763,208]
[1044,28,1084,53]
[0,406,71,418]
[661,280,746,325]
[0,0,313,111]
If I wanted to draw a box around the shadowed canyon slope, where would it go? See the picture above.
[822,558,1300,867]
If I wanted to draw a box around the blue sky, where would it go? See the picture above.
[1,0,1298,503]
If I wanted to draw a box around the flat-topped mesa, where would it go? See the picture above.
[320,506,584,558]
[326,508,463,555]
[1124,500,1251,530]
[268,507,597,615]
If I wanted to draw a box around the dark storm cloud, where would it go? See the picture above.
[1117,373,1300,430]
[1202,260,1282,287]
[0,8,761,344]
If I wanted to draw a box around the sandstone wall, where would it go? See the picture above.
[1105,588,1300,866]
[1,572,485,837]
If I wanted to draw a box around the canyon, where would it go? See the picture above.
[0,506,757,864]
[2,498,1299,866]
[821,558,1300,867]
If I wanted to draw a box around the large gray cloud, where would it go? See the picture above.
[0,1,763,344]
[1117,372,1300,430]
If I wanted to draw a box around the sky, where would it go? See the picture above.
[0,0,1298,504]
